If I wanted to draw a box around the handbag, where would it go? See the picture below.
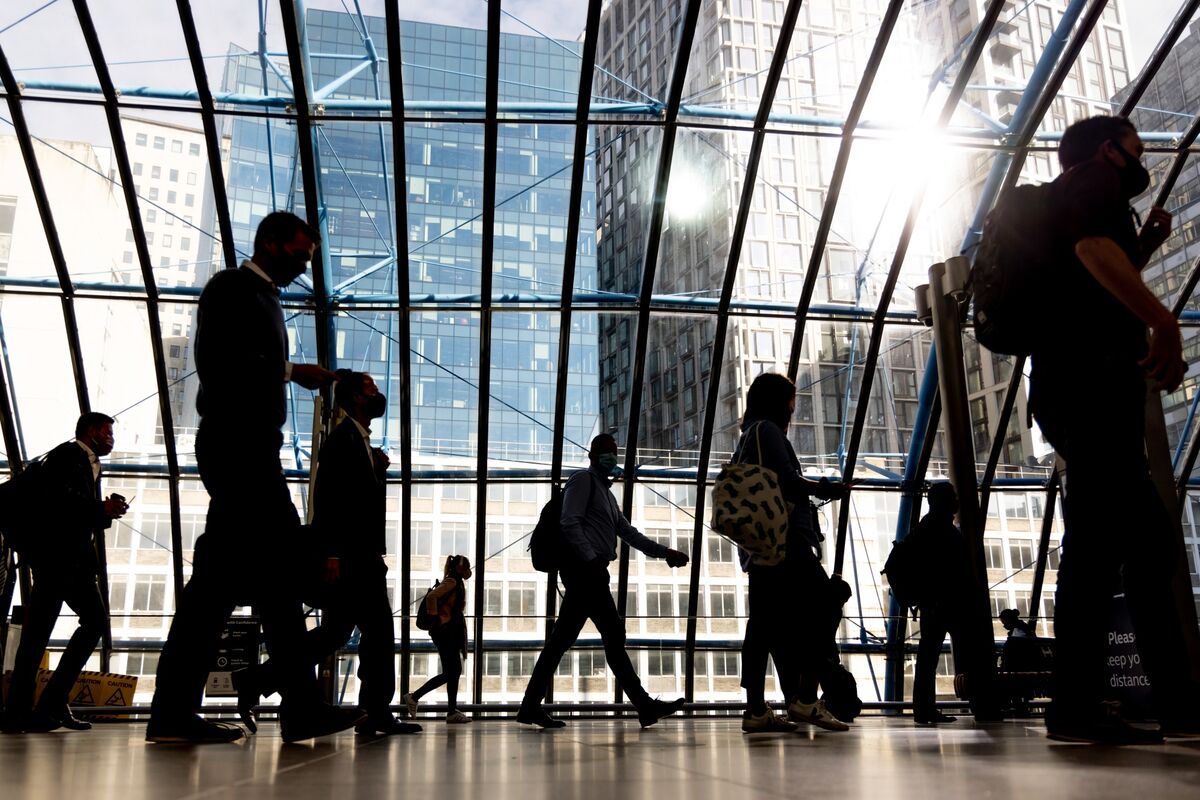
[711,422,789,566]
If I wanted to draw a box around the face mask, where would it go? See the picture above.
[364,392,387,419]
[270,246,310,286]
[1110,139,1150,198]
[597,453,619,474]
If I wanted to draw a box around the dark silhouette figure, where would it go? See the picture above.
[231,371,418,736]
[517,433,689,729]
[735,372,850,733]
[1,413,127,734]
[147,212,361,744]
[1030,116,1199,743]
[404,555,472,723]
[999,608,1035,639]
[910,482,970,725]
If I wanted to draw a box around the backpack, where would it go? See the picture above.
[968,182,1055,356]
[881,537,924,613]
[415,580,439,631]
[820,660,862,723]
[711,422,789,567]
[528,476,595,573]
[0,458,49,557]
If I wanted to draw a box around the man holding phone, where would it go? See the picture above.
[1,412,127,734]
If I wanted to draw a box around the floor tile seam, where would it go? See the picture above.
[168,734,391,800]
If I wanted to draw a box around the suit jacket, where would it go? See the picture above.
[312,418,386,562]
[194,266,288,434]
[37,441,112,573]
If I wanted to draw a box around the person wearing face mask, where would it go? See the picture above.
[1030,116,1199,743]
[148,213,363,744]
[516,433,690,729]
[1,413,128,734]
[230,370,418,736]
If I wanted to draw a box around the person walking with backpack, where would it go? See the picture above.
[1,413,128,734]
[404,555,472,724]
[1029,116,1199,743]
[908,482,971,725]
[516,433,689,729]
[735,373,851,733]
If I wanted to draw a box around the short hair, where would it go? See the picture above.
[589,433,617,455]
[333,369,368,408]
[1059,115,1137,169]
[927,481,958,510]
[745,372,796,429]
[76,411,115,440]
[253,211,320,253]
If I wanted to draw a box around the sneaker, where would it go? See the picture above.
[516,704,566,729]
[402,693,419,719]
[638,697,685,728]
[446,710,472,724]
[742,709,798,733]
[788,698,850,732]
[1046,703,1163,745]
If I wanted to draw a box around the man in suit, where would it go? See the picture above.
[148,212,362,744]
[233,370,419,736]
[1,412,127,734]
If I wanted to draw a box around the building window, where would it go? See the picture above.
[146,209,157,223]
[983,537,1004,569]
[507,581,536,617]
[189,143,201,156]
[169,169,179,182]
[153,136,165,150]
[151,165,161,179]
[181,237,191,251]
[135,133,147,146]
[167,191,177,204]
[162,234,173,248]
[133,162,143,176]
[185,193,195,207]
[132,576,167,611]
[171,139,183,153]
[187,172,197,186]
[709,585,736,618]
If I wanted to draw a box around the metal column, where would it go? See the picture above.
[924,256,998,714]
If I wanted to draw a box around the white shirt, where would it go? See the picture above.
[241,259,294,383]
[347,415,375,465]
[76,439,100,483]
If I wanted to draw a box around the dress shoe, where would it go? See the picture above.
[0,715,22,735]
[638,697,685,728]
[279,703,366,743]
[914,712,957,725]
[1046,703,1163,745]
[354,714,422,736]
[146,714,245,744]
[516,704,565,729]
[39,706,92,731]
[20,710,65,734]
[230,669,260,734]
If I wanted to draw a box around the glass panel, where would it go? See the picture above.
[0,296,79,459]
[89,2,196,98]
[191,0,293,104]
[592,125,664,297]
[119,113,226,291]
[651,127,752,300]
[400,9,491,111]
[592,0,681,110]
[406,482,478,702]
[0,0,98,90]
[498,3,588,114]
[634,314,714,469]
[216,109,311,260]
[17,102,144,287]
[405,122,485,296]
[411,309,480,461]
[488,311,562,469]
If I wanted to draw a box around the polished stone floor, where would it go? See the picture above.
[1,715,1197,800]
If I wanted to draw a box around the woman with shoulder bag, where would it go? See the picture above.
[404,555,472,723]
[737,372,851,733]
